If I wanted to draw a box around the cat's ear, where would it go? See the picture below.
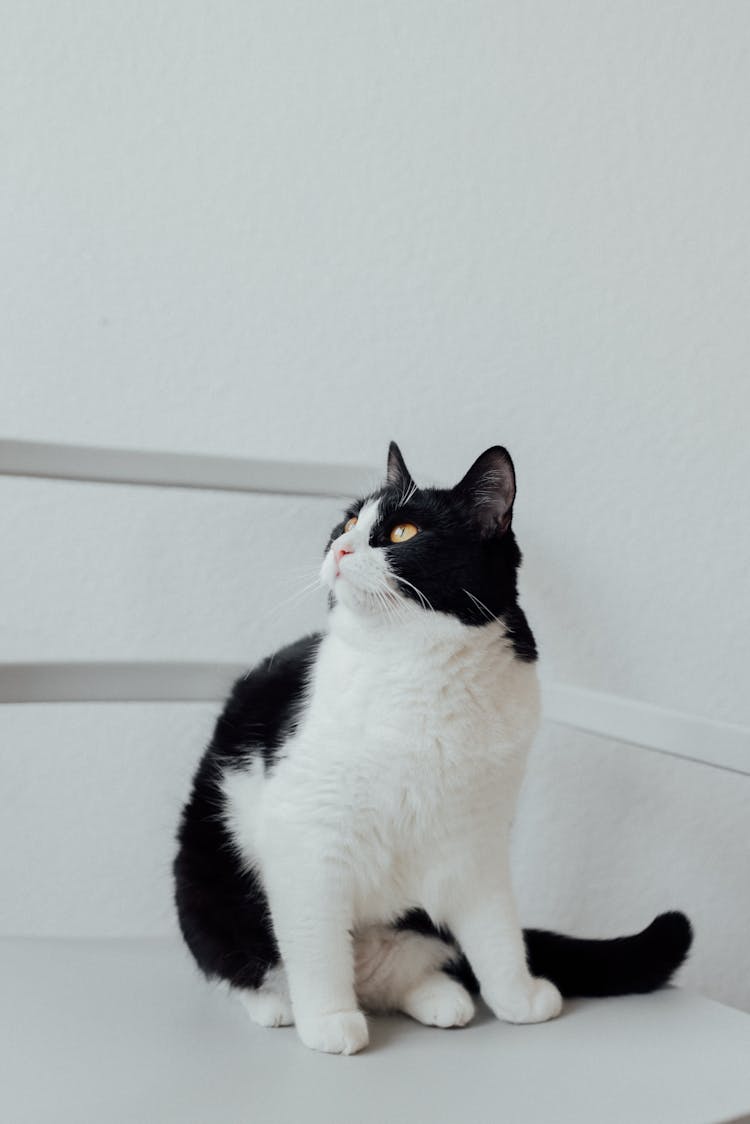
[386,441,415,492]
[454,446,516,536]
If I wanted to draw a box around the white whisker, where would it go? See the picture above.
[392,573,434,612]
[252,573,324,634]
[462,588,500,623]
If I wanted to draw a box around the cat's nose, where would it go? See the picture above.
[334,544,353,565]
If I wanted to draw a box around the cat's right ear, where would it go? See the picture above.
[454,446,516,537]
[387,441,415,492]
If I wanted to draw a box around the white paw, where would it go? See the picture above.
[296,1010,369,1055]
[403,976,476,1028]
[238,988,294,1028]
[492,976,563,1024]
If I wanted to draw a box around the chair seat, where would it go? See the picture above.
[4,936,750,1124]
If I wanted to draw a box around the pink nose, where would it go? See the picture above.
[334,544,353,565]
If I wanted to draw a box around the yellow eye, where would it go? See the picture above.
[344,516,358,533]
[389,522,419,544]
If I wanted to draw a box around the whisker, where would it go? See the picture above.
[370,576,410,626]
[374,588,398,627]
[275,576,323,608]
[391,573,434,612]
[462,588,500,623]
[250,574,324,636]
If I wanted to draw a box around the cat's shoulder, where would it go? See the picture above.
[230,633,323,706]
[209,632,323,767]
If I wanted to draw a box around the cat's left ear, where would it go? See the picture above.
[386,441,415,492]
[454,446,516,536]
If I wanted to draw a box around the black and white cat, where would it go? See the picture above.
[174,443,692,1055]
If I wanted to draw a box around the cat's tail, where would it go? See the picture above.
[522,911,693,998]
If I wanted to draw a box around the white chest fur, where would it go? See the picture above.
[222,604,540,925]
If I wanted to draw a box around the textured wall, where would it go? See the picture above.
[4,1,749,724]
[1,478,337,663]
[2,2,749,1008]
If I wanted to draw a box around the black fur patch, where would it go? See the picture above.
[215,634,321,771]
[522,911,694,997]
[173,635,320,989]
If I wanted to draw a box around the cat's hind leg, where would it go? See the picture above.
[235,964,294,1028]
[400,972,475,1028]
[354,926,475,1029]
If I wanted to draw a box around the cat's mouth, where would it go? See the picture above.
[334,561,361,589]
[330,564,383,606]
[321,546,401,613]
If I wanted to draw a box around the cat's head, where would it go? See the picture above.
[320,443,535,657]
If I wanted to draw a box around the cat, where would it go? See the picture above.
[174,442,692,1055]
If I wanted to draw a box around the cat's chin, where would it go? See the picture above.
[320,558,370,610]
[330,580,379,615]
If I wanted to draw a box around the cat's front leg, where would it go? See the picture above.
[447,864,562,1025]
[262,844,368,1055]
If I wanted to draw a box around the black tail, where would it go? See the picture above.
[523,911,693,998]
[398,908,693,1000]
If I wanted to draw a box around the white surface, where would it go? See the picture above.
[2,937,750,1124]
[3,1,750,726]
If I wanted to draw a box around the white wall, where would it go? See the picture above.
[0,477,338,664]
[5,0,750,724]
[2,3,749,1008]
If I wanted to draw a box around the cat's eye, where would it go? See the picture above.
[344,516,358,533]
[389,522,419,544]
